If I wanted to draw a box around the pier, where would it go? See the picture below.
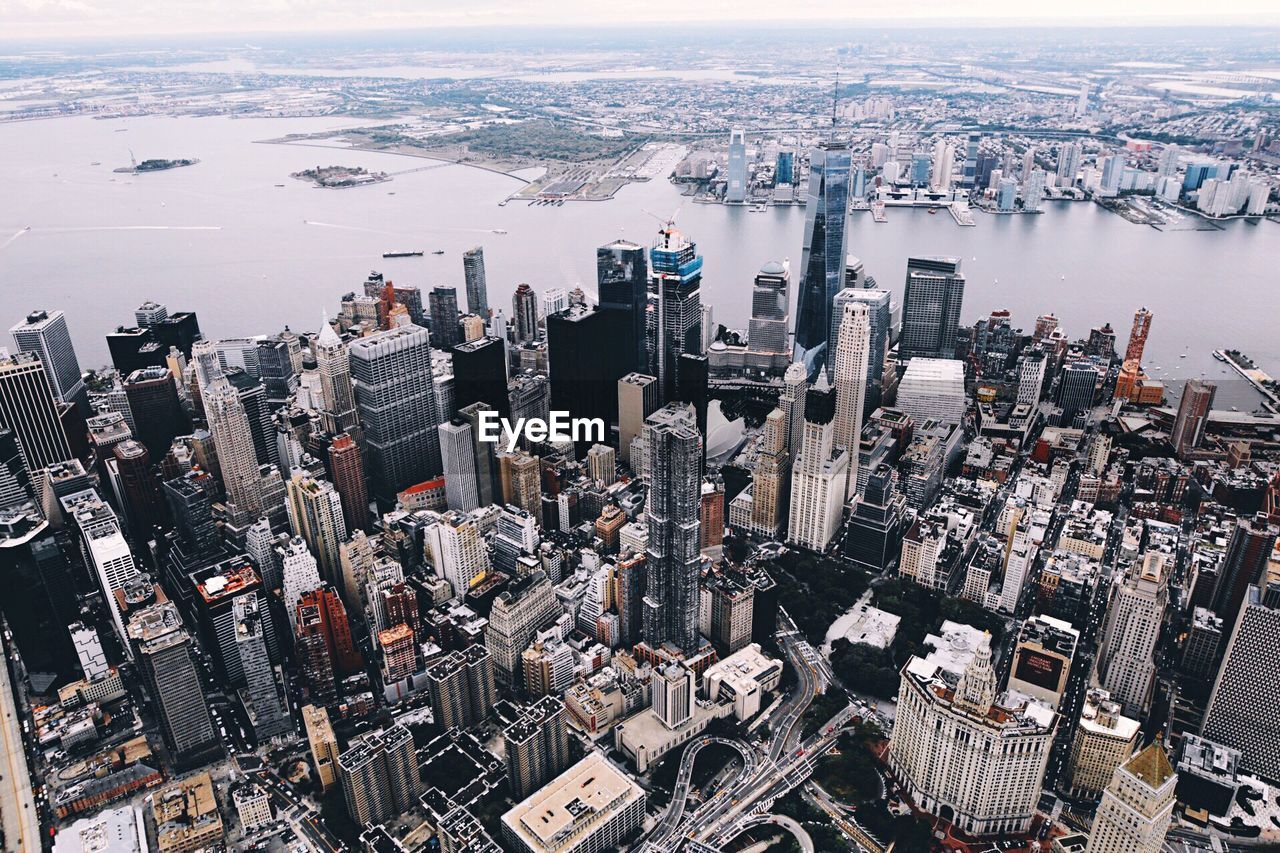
[949,203,976,226]
[1216,349,1280,413]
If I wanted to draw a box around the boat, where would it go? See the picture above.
[1213,351,1228,363]
[382,251,424,258]
[431,250,445,255]
[492,229,508,235]
[928,208,938,214]
[1179,354,1187,359]
[274,183,285,187]
[90,161,101,166]
[750,203,767,213]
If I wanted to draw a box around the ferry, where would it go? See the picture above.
[750,203,767,213]
[431,250,445,255]
[492,228,508,234]
[382,251,424,258]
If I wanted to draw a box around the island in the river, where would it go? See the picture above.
[113,157,199,174]
[290,165,389,189]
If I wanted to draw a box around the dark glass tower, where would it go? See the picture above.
[598,239,649,376]
[793,141,852,381]
[428,287,462,349]
[463,247,490,317]
[451,337,509,420]
[649,229,703,404]
[900,256,965,361]
[547,306,617,456]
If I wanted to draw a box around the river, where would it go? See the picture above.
[1,114,1276,408]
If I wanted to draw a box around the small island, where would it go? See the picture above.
[291,165,388,189]
[113,157,199,174]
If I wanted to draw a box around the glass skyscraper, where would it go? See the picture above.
[650,229,703,403]
[793,141,852,381]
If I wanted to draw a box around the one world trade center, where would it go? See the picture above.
[792,140,852,382]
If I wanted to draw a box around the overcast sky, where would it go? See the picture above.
[4,0,1278,39]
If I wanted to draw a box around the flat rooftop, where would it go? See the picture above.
[501,752,643,853]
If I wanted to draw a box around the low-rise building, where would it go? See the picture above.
[153,772,224,853]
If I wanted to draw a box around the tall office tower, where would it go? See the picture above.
[192,342,265,521]
[163,474,219,557]
[546,306,618,451]
[1058,362,1101,424]
[897,358,967,426]
[190,560,278,687]
[296,585,361,672]
[1115,306,1153,400]
[256,336,297,406]
[456,402,498,507]
[428,287,462,349]
[650,228,704,403]
[286,470,348,587]
[749,408,790,536]
[127,601,220,769]
[425,511,492,601]
[1016,351,1048,406]
[349,324,442,504]
[439,420,481,512]
[303,705,339,792]
[900,257,965,361]
[327,433,368,534]
[653,662,696,729]
[452,337,509,419]
[512,284,539,344]
[486,571,560,686]
[540,288,569,319]
[1171,379,1216,459]
[792,141,852,381]
[598,240,649,375]
[113,440,166,535]
[123,367,188,458]
[888,635,1055,836]
[1210,514,1278,639]
[843,463,908,573]
[0,507,79,677]
[586,443,616,487]
[1085,743,1176,853]
[462,246,490,317]
[506,452,542,517]
[700,476,725,549]
[787,378,848,551]
[1057,140,1082,187]
[505,696,571,801]
[226,368,277,467]
[1023,168,1047,212]
[1094,552,1169,717]
[746,261,790,374]
[10,309,88,413]
[961,132,981,187]
[0,352,73,471]
[338,725,423,828]
[1067,689,1140,799]
[313,320,359,436]
[425,646,496,729]
[725,127,747,203]
[641,404,703,654]
[0,428,33,509]
[65,492,141,647]
[832,300,870,500]
[280,535,323,629]
[831,288,890,408]
[1201,586,1280,780]
[617,373,658,465]
[932,141,955,191]
[779,362,808,455]
[233,594,292,740]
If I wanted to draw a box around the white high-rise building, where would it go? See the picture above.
[285,469,347,587]
[540,288,569,320]
[787,379,848,551]
[888,635,1055,836]
[425,511,491,601]
[280,536,323,630]
[439,420,480,513]
[65,493,141,649]
[1094,552,1168,717]
[1022,169,1047,212]
[652,662,695,730]
[832,301,870,500]
[1056,141,1082,187]
[896,358,966,426]
[70,622,108,680]
[1017,352,1047,406]
[193,341,266,522]
[314,317,359,435]
[726,127,747,203]
[1085,742,1176,853]
[931,139,954,191]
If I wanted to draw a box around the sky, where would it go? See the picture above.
[3,0,1278,39]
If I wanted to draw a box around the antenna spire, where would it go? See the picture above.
[831,71,840,138]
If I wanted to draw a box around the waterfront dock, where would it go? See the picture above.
[1216,349,1280,413]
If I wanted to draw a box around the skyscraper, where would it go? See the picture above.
[793,141,852,380]
[1171,379,1216,459]
[598,240,650,376]
[787,378,848,551]
[831,288,890,409]
[617,373,658,466]
[650,229,704,403]
[285,470,348,587]
[0,352,73,471]
[313,319,360,436]
[1057,141,1082,187]
[725,127,747,203]
[193,341,266,522]
[512,284,539,344]
[338,725,422,828]
[127,601,221,769]
[504,696,571,801]
[234,593,292,740]
[746,261,790,374]
[832,300,870,500]
[547,305,619,454]
[1084,742,1177,853]
[642,404,703,654]
[1210,513,1278,639]
[779,362,808,455]
[750,408,790,537]
[439,420,481,513]
[327,433,368,534]
[1115,307,1154,401]
[1094,552,1168,717]
[462,246,490,317]
[10,309,88,414]
[961,132,981,188]
[428,287,462,349]
[349,324,442,504]
[123,366,189,459]
[452,336,509,419]
[900,257,965,361]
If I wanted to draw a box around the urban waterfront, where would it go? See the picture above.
[1,114,1277,408]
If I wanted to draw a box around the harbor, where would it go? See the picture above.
[1215,350,1280,413]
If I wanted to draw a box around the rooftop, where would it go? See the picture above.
[502,753,643,853]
